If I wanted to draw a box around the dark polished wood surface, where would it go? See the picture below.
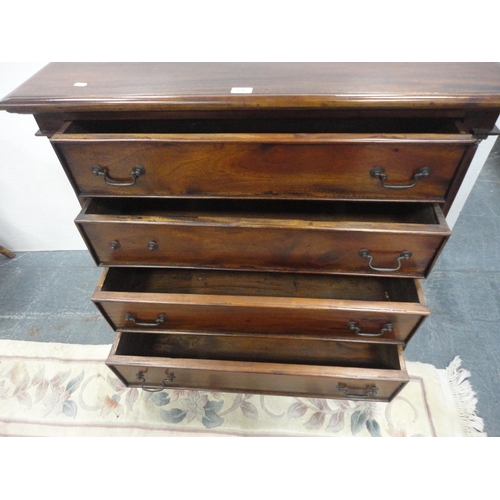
[52,130,475,201]
[2,63,500,112]
[92,268,429,342]
[3,63,499,400]
[107,332,408,401]
[77,199,449,278]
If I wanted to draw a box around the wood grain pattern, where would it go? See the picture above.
[2,63,500,113]
[107,332,409,401]
[92,268,429,343]
[113,331,401,367]
[52,130,475,201]
[77,199,450,278]
[4,62,498,400]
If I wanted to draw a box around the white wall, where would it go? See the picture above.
[0,63,85,251]
[0,62,497,251]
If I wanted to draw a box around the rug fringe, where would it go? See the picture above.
[445,356,486,437]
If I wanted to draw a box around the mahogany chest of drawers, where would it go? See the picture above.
[2,62,500,401]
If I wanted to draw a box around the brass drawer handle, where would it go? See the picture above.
[135,372,175,392]
[359,249,412,272]
[92,165,145,186]
[125,313,167,326]
[337,384,378,399]
[347,321,393,337]
[370,166,430,189]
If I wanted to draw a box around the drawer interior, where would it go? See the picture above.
[85,198,440,225]
[101,267,420,303]
[64,116,462,135]
[114,331,403,369]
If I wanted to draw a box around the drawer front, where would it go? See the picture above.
[52,134,475,201]
[93,268,429,342]
[107,332,409,402]
[79,218,449,278]
[98,300,427,343]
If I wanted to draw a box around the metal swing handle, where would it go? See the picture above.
[125,313,167,327]
[347,321,393,337]
[370,166,430,189]
[92,165,145,186]
[135,372,175,392]
[337,384,379,399]
[359,249,412,273]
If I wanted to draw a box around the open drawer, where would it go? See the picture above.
[93,267,429,343]
[107,331,410,401]
[77,198,450,278]
[51,118,476,203]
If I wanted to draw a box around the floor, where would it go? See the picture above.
[1,138,499,436]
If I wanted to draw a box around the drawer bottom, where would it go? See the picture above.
[106,331,409,402]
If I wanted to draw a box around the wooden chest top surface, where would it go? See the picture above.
[2,62,500,112]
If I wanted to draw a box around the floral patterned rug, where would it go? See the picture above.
[0,339,486,437]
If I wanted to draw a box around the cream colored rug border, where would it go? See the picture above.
[0,339,486,437]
